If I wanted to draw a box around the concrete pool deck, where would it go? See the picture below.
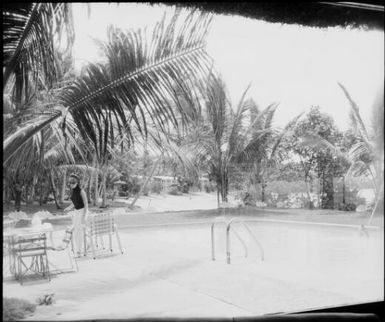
[3,220,384,320]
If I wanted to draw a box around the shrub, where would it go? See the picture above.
[204,182,216,193]
[151,181,163,194]
[338,202,357,211]
[176,176,193,193]
[3,297,36,321]
[118,190,129,197]
[142,186,150,196]
[168,185,182,196]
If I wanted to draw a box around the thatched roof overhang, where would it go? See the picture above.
[152,2,384,30]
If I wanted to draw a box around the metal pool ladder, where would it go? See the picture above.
[211,217,264,264]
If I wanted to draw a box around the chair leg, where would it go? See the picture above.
[45,253,50,282]
[115,228,123,254]
[69,247,79,272]
[18,257,23,285]
[89,235,96,259]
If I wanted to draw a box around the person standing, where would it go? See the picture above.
[64,173,88,256]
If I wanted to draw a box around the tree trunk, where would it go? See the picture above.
[221,170,228,202]
[39,177,44,206]
[342,175,346,206]
[14,185,22,211]
[93,158,99,207]
[216,183,220,208]
[60,168,67,204]
[25,184,29,208]
[30,175,37,204]
[87,169,93,204]
[101,165,107,208]
[321,173,334,209]
[49,169,61,209]
[130,153,163,208]
[261,179,266,203]
[304,175,313,209]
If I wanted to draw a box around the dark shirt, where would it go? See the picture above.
[70,185,85,210]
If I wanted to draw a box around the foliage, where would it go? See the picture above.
[3,3,74,103]
[337,202,357,211]
[203,182,216,193]
[3,297,36,321]
[288,106,346,209]
[4,9,213,165]
[168,184,182,195]
[150,181,163,194]
[177,176,193,193]
[121,177,141,197]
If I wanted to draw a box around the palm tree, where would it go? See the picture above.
[241,99,303,203]
[4,8,214,166]
[175,75,271,204]
[4,5,214,212]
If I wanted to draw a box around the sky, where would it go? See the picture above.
[72,3,384,132]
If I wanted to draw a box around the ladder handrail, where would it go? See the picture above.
[239,221,264,261]
[226,217,264,264]
[211,217,228,260]
[211,217,248,261]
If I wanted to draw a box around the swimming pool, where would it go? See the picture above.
[3,217,383,319]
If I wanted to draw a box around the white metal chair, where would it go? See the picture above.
[83,213,123,259]
[11,233,51,285]
[47,226,78,273]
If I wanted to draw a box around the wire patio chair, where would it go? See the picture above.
[47,226,78,274]
[83,213,123,259]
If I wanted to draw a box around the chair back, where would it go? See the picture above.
[12,233,47,255]
[86,213,115,236]
[60,226,74,250]
[3,219,17,230]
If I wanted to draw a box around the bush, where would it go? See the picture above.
[168,185,182,196]
[204,182,215,193]
[338,202,357,211]
[3,297,36,321]
[151,181,163,194]
[118,190,129,197]
[142,186,150,196]
[176,176,193,193]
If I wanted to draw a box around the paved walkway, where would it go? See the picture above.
[3,221,383,320]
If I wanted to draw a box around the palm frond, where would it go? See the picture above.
[3,3,74,94]
[226,83,252,159]
[270,112,303,159]
[59,10,213,146]
[338,82,369,140]
[4,9,213,165]
[298,134,346,159]
[3,110,62,164]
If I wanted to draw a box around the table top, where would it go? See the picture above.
[3,224,54,237]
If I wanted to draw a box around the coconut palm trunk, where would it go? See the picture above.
[93,163,99,207]
[130,153,163,209]
[60,168,67,204]
[87,169,93,204]
[101,164,107,208]
[49,169,61,209]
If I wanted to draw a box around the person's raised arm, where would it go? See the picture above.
[64,203,74,212]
